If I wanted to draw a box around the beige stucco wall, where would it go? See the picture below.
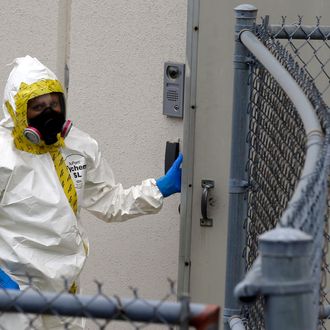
[67,0,187,302]
[0,1,66,96]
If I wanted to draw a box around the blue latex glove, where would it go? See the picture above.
[0,267,20,290]
[156,153,183,198]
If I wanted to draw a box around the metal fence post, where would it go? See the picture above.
[260,227,314,330]
[224,4,257,329]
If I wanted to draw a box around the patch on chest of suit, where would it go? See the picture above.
[65,154,87,190]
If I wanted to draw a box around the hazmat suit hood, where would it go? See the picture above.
[1,55,66,153]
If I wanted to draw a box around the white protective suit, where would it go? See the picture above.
[0,55,163,329]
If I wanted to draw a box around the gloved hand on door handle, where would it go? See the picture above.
[156,153,183,198]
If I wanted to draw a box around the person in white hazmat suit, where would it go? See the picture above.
[0,55,182,329]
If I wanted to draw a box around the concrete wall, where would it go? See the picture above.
[67,0,187,300]
[0,1,65,97]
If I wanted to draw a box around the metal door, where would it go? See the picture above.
[178,0,235,310]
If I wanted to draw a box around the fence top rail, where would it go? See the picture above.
[0,289,220,329]
[239,29,323,227]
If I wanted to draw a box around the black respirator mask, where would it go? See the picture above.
[24,107,72,145]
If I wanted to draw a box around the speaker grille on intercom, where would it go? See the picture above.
[167,90,179,102]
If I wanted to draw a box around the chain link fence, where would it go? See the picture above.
[0,276,219,329]
[237,15,330,330]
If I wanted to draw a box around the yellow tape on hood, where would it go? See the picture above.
[7,79,65,154]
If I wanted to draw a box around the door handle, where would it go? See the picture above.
[200,180,215,227]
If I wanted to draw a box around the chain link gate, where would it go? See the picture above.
[225,4,330,330]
